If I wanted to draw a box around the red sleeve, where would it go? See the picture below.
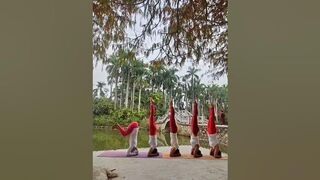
[116,122,139,136]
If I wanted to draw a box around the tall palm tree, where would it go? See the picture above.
[149,61,165,93]
[119,77,124,109]
[120,50,136,109]
[193,80,206,117]
[172,81,184,110]
[184,66,200,103]
[136,70,149,112]
[164,68,179,97]
[105,54,123,109]
[112,49,135,109]
[180,80,189,111]
[130,59,145,110]
[160,68,179,110]
[93,81,106,98]
[144,67,153,91]
[107,76,113,99]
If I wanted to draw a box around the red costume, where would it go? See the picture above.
[207,104,222,158]
[115,122,140,156]
[220,109,226,125]
[169,100,178,134]
[117,122,139,136]
[191,100,199,137]
[147,99,159,157]
[169,99,181,157]
[190,100,202,157]
[149,101,157,136]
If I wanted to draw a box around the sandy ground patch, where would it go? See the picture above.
[93,145,228,180]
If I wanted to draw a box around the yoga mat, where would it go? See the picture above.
[97,151,163,158]
[162,153,228,160]
[97,151,227,160]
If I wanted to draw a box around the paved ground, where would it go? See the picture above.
[93,145,228,180]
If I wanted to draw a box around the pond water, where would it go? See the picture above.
[93,127,212,151]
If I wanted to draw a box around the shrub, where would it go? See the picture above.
[94,115,109,126]
[110,108,148,126]
[92,90,156,128]
[93,98,114,117]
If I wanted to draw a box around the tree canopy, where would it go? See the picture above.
[93,0,228,77]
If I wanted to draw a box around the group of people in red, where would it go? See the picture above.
[113,97,223,158]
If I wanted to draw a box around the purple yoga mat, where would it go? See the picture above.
[97,150,163,158]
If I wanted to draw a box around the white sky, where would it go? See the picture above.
[93,60,228,89]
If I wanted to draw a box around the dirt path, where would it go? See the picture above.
[93,145,228,180]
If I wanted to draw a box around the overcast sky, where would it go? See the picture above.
[93,60,228,89]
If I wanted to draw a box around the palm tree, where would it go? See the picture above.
[93,81,106,98]
[183,66,200,103]
[107,76,113,99]
[105,54,123,109]
[149,61,165,93]
[119,77,124,109]
[130,59,145,110]
[172,81,184,110]
[120,50,136,109]
[164,68,179,97]
[180,81,189,111]
[136,70,149,112]
[193,80,206,117]
[111,49,135,109]
[144,67,153,91]
[160,68,179,110]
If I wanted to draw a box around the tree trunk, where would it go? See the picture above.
[119,77,123,109]
[202,103,204,118]
[214,99,219,123]
[163,88,166,110]
[164,90,167,109]
[109,81,113,100]
[114,76,118,109]
[138,87,142,112]
[185,96,189,112]
[131,81,135,110]
[192,75,194,103]
[151,74,154,93]
[125,71,130,108]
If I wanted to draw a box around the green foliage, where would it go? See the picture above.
[112,108,148,126]
[93,102,147,127]
[93,98,114,117]
[93,115,114,126]
[150,92,162,104]
[149,92,167,116]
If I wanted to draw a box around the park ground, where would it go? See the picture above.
[93,145,228,180]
